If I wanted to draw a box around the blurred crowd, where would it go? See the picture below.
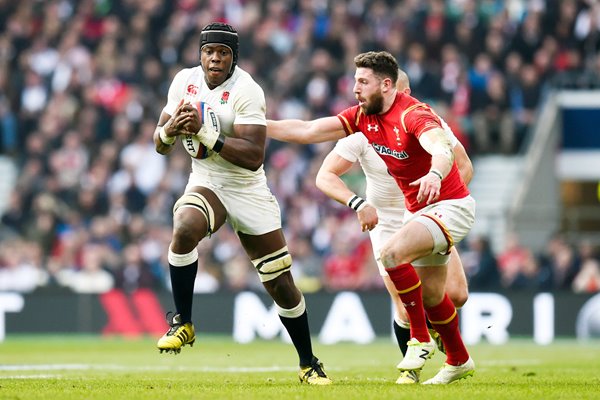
[1,0,600,295]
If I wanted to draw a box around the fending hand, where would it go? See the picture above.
[357,204,378,232]
[409,171,442,204]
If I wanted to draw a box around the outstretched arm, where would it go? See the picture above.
[316,150,378,232]
[267,116,347,144]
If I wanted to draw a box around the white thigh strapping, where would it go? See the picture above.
[404,195,476,267]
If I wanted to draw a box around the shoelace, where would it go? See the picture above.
[166,325,180,336]
[400,370,418,380]
[310,361,327,378]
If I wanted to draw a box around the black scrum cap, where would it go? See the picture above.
[200,22,239,77]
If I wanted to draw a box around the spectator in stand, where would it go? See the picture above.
[1,191,26,237]
[56,243,116,294]
[438,44,464,104]
[537,234,581,291]
[48,130,89,192]
[114,243,162,293]
[0,74,17,155]
[471,72,516,154]
[116,118,167,200]
[572,240,600,293]
[0,239,48,292]
[484,29,509,71]
[403,42,440,101]
[289,236,324,293]
[497,233,538,289]
[461,235,501,291]
[511,11,544,64]
[468,52,495,107]
[506,253,542,291]
[514,63,544,147]
[322,234,370,291]
[23,193,61,256]
[417,0,454,63]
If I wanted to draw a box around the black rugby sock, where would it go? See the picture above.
[169,262,198,323]
[279,310,314,367]
[393,320,411,356]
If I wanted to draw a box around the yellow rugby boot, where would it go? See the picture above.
[157,312,195,354]
[428,328,446,354]
[395,369,420,384]
[298,357,332,385]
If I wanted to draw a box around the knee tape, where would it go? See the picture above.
[173,192,215,236]
[251,246,292,282]
[168,247,199,267]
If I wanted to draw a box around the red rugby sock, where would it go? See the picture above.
[426,293,469,365]
[386,264,430,343]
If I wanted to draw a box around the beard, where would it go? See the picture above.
[361,93,384,115]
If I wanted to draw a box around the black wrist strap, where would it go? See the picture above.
[213,134,225,153]
[347,195,366,211]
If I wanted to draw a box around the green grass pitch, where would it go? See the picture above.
[1,335,599,399]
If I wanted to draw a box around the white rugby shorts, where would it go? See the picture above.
[184,174,282,235]
[404,195,476,267]
[369,208,405,277]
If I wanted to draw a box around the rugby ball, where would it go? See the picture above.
[181,101,221,159]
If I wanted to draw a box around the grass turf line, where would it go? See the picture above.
[1,335,599,400]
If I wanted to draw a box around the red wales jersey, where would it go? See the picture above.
[337,92,469,212]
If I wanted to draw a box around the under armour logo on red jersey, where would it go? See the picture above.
[367,124,379,132]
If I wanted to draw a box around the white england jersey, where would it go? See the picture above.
[163,66,267,186]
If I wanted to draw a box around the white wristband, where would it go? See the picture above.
[347,195,367,212]
[159,126,176,145]
[197,124,220,149]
